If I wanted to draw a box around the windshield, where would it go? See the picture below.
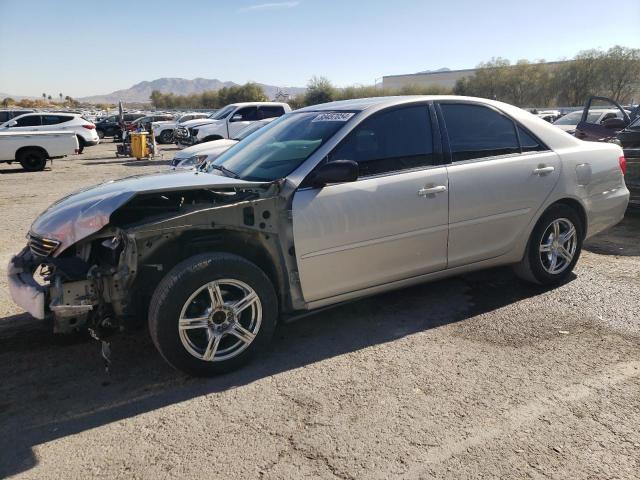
[554,111,582,125]
[207,111,354,181]
[233,121,268,141]
[209,106,235,120]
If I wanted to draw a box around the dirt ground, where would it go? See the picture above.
[0,142,639,479]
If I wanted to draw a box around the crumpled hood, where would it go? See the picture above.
[179,118,221,129]
[31,171,269,255]
[174,139,238,160]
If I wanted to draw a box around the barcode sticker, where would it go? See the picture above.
[312,112,355,122]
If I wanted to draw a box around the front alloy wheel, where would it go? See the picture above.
[149,253,277,376]
[178,279,262,362]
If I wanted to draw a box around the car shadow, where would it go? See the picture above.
[0,267,552,477]
[584,211,640,256]
[0,167,52,175]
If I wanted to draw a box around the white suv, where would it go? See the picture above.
[0,112,100,153]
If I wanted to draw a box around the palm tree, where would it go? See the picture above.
[59,93,63,102]
[42,93,46,101]
[47,95,52,101]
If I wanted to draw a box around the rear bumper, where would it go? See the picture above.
[7,253,46,320]
[84,139,99,146]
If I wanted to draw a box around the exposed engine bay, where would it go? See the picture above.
[9,178,303,343]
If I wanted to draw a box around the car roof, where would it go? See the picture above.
[227,102,289,108]
[297,95,583,150]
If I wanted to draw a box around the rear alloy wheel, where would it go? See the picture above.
[159,130,173,144]
[149,253,277,376]
[18,148,47,171]
[514,204,583,285]
[538,218,578,275]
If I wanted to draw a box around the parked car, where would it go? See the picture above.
[153,113,212,144]
[7,96,628,376]
[553,108,629,133]
[0,112,98,153]
[0,109,35,123]
[170,118,276,170]
[95,113,145,140]
[534,110,561,123]
[573,96,640,208]
[0,130,78,171]
[126,114,177,135]
[174,102,290,146]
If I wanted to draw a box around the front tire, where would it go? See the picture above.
[149,253,278,376]
[514,204,583,286]
[159,130,173,144]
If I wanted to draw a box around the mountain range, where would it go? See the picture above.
[77,77,306,104]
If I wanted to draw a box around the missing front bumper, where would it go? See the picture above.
[7,256,46,320]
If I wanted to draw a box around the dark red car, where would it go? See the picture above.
[575,96,640,208]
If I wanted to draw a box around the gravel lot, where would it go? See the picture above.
[1,142,639,479]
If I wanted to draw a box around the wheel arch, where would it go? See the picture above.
[546,197,588,239]
[15,145,49,160]
[134,228,289,311]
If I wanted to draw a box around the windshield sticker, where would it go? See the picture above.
[312,112,355,122]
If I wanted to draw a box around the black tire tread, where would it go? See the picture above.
[149,252,277,376]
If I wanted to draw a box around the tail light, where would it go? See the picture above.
[619,155,627,175]
[82,124,96,130]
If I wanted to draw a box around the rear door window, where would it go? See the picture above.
[42,115,72,125]
[329,105,435,177]
[15,115,42,127]
[440,103,520,161]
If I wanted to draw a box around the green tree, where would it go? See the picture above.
[304,76,336,106]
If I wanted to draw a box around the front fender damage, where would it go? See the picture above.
[16,180,304,337]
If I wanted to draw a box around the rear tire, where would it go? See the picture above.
[18,148,47,172]
[97,129,105,139]
[149,253,278,376]
[514,204,583,286]
[76,135,85,154]
[202,135,223,143]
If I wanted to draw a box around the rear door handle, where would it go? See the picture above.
[418,185,447,196]
[533,166,555,175]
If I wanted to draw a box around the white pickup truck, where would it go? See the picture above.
[0,131,78,171]
[173,102,291,146]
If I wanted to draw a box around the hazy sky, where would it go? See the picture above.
[1,0,639,97]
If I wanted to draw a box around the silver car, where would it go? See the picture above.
[8,96,629,376]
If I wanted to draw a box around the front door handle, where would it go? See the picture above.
[418,185,447,197]
[533,166,555,175]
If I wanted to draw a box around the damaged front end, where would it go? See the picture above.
[9,228,136,334]
[8,171,296,337]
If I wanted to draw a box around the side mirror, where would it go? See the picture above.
[602,117,627,130]
[310,160,359,187]
[231,114,243,122]
[6,120,17,128]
